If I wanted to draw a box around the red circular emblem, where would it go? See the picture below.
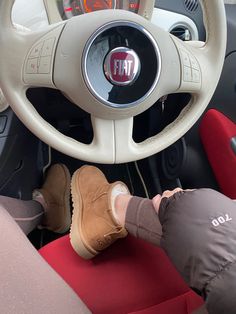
[104,47,141,86]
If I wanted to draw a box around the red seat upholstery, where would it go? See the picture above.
[200,109,236,199]
[40,235,203,314]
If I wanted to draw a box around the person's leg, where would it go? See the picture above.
[33,163,71,233]
[69,165,181,258]
[70,165,129,259]
[0,164,71,235]
[113,188,183,246]
[120,196,163,246]
[110,188,182,246]
[0,196,44,235]
[70,166,214,311]
[114,188,236,314]
[1,188,162,241]
[0,205,91,314]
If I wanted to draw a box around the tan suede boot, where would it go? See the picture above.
[70,165,129,259]
[33,164,71,233]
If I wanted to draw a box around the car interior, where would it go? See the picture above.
[0,0,236,313]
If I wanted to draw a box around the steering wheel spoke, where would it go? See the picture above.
[91,117,135,163]
[114,118,134,163]
[90,117,116,163]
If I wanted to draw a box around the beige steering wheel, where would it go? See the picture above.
[0,0,226,163]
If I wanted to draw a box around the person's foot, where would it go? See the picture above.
[33,164,71,233]
[70,165,130,259]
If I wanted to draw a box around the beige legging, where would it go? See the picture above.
[0,196,44,235]
[0,197,91,314]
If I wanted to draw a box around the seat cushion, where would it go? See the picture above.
[40,235,203,313]
[200,109,236,199]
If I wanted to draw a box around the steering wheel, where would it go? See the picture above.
[0,0,226,163]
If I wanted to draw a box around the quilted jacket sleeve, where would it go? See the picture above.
[158,189,236,314]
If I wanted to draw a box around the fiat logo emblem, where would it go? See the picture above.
[104,47,141,86]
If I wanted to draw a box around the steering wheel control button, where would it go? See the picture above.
[39,56,51,74]
[180,50,191,67]
[189,56,199,70]
[29,42,44,58]
[104,48,141,86]
[179,46,201,89]
[183,66,192,82]
[26,58,38,74]
[23,25,64,87]
[83,22,160,108]
[41,38,56,57]
[192,69,200,83]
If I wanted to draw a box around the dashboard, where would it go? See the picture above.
[43,0,154,23]
[11,0,204,40]
[57,0,140,19]
[9,0,233,42]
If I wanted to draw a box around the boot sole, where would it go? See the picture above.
[70,166,98,259]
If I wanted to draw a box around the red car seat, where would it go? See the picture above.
[200,109,236,199]
[40,235,204,314]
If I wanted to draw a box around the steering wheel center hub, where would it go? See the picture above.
[83,21,161,108]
